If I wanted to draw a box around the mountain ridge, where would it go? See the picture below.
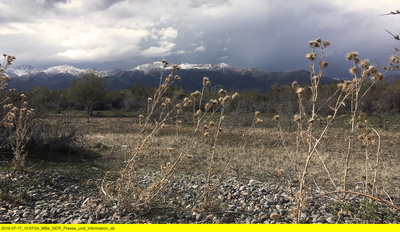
[5,62,336,92]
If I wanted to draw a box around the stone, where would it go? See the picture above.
[260,214,269,222]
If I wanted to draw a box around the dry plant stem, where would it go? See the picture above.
[310,190,400,211]
[371,127,381,196]
[203,107,225,210]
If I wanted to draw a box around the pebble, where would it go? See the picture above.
[0,170,388,224]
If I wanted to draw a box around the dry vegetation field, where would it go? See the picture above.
[76,116,400,199]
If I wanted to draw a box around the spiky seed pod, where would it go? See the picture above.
[191,90,201,98]
[321,61,329,68]
[296,87,304,95]
[204,132,209,138]
[359,59,370,69]
[294,114,301,123]
[277,169,284,177]
[292,81,299,88]
[390,55,400,63]
[222,96,231,106]
[204,102,212,110]
[174,75,181,81]
[358,112,367,119]
[183,97,192,107]
[167,147,173,153]
[203,77,211,86]
[305,53,317,61]
[194,109,202,118]
[221,116,226,120]
[147,98,152,103]
[255,111,260,117]
[374,72,384,81]
[165,98,171,105]
[209,121,215,127]
[349,67,358,75]
[345,52,359,61]
[357,122,364,129]
[172,64,179,71]
[256,117,263,125]
[211,99,218,105]
[323,40,331,48]
[273,115,280,122]
[232,92,239,100]
[368,66,378,75]
[218,89,227,95]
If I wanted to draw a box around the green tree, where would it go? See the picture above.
[67,70,107,122]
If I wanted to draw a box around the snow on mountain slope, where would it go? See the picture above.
[43,65,84,76]
[132,62,234,73]
[7,64,38,76]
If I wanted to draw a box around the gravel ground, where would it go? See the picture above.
[0,170,398,224]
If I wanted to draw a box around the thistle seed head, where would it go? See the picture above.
[232,92,239,100]
[296,88,305,95]
[390,55,400,64]
[203,77,211,86]
[174,75,181,81]
[294,114,301,123]
[191,90,201,98]
[345,52,359,61]
[218,89,227,95]
[359,59,370,69]
[305,53,317,61]
[323,40,331,48]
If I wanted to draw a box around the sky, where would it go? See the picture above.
[0,0,399,78]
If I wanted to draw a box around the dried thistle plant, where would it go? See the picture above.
[0,54,34,172]
[283,38,397,223]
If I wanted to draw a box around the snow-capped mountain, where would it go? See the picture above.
[132,62,234,73]
[5,61,337,92]
[7,64,38,76]
[43,65,84,76]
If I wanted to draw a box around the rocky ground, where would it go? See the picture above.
[0,169,399,224]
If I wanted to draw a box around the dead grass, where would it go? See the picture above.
[73,117,400,203]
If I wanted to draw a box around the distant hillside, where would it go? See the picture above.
[6,62,336,93]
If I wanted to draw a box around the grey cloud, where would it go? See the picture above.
[0,0,398,78]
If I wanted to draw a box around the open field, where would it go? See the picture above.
[1,113,400,224]
[75,116,400,197]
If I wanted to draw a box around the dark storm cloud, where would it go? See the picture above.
[0,0,398,77]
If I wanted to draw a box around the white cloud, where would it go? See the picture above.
[194,45,206,52]
[219,55,228,61]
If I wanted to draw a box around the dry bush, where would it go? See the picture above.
[0,55,34,171]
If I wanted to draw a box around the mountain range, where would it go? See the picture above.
[6,62,339,93]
